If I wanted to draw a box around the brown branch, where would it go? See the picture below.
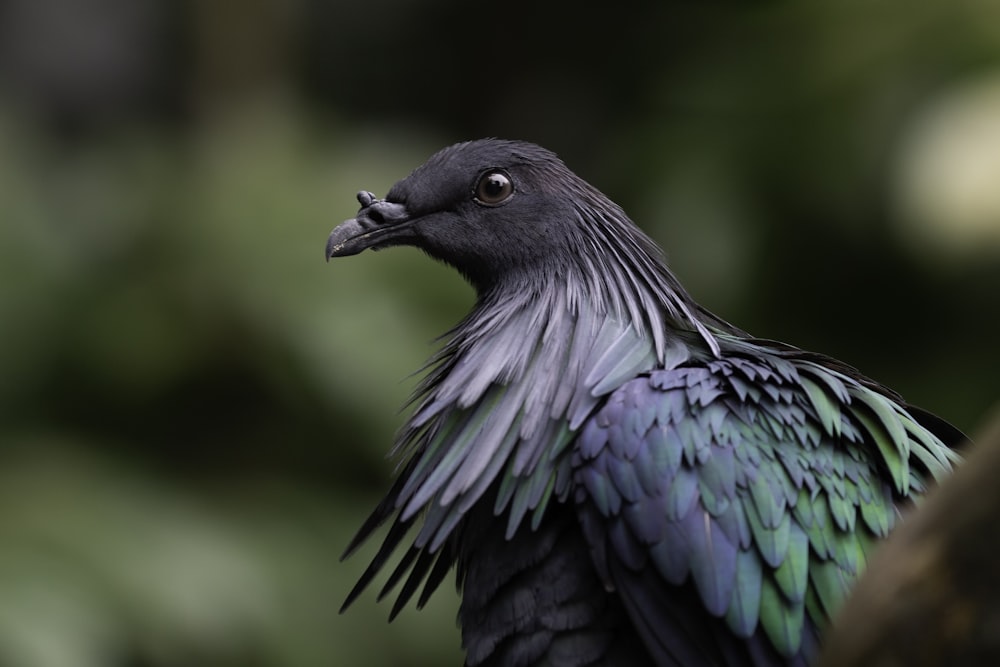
[820,405,1000,667]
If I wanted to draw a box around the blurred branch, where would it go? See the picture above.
[821,405,1000,667]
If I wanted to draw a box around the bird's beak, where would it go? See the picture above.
[326,195,416,260]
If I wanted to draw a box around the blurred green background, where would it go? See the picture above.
[1,1,998,665]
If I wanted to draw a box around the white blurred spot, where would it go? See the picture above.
[892,72,1000,262]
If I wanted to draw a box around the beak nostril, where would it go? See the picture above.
[357,200,409,227]
[357,191,377,208]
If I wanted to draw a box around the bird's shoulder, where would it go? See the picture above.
[569,340,959,662]
[573,340,957,498]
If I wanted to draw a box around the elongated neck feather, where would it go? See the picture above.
[388,202,737,550]
[423,196,732,418]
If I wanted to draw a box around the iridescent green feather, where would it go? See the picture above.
[773,520,810,603]
[759,573,805,657]
[725,547,763,638]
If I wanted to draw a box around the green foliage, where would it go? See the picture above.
[0,438,464,667]
[0,1,995,665]
[0,109,468,666]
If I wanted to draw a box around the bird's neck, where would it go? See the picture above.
[387,258,727,549]
[468,243,726,363]
[415,264,720,454]
[389,285,661,542]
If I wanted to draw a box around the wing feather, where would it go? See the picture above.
[572,347,957,662]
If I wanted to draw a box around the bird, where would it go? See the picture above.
[326,139,963,666]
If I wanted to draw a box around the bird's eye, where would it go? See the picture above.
[474,170,514,206]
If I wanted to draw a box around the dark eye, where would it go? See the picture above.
[474,170,514,206]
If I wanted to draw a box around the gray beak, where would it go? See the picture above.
[326,192,414,260]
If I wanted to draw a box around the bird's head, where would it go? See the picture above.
[327,138,733,359]
[326,139,626,293]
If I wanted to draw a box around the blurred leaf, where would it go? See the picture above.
[0,437,463,667]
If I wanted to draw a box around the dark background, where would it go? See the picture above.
[1,1,998,665]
